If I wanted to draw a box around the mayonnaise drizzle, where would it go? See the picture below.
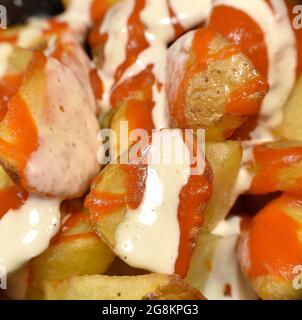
[115,130,191,274]
[98,0,213,126]
[0,195,60,273]
[204,217,257,300]
[25,57,100,198]
[98,0,135,109]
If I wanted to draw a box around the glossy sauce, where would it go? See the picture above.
[239,194,302,280]
[114,130,191,275]
[0,195,60,273]
[202,217,258,300]
[250,144,302,194]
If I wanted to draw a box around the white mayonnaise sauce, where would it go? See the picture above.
[98,0,213,126]
[0,43,12,78]
[170,0,213,29]
[115,129,191,274]
[98,0,135,109]
[205,217,257,300]
[58,0,92,29]
[25,57,100,199]
[0,195,60,273]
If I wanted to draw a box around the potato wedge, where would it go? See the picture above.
[278,74,302,141]
[186,224,257,300]
[25,209,114,299]
[86,130,213,278]
[204,141,242,230]
[0,52,100,198]
[43,274,205,300]
[249,140,302,194]
[166,28,268,141]
[238,193,302,300]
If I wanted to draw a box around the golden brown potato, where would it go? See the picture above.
[43,274,205,300]
[23,210,114,299]
[203,141,242,230]
[86,130,213,278]
[238,193,302,300]
[278,74,302,141]
[249,140,302,194]
[166,28,269,141]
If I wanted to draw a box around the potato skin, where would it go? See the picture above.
[43,274,205,300]
[166,28,268,141]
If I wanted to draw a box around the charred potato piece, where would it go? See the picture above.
[166,28,268,141]
[249,140,302,194]
[278,74,302,141]
[43,274,205,300]
[238,193,302,300]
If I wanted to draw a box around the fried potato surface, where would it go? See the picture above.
[23,209,114,299]
[278,74,302,141]
[238,193,302,300]
[43,274,205,300]
[203,141,242,230]
[166,28,269,141]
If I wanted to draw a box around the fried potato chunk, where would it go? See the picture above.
[0,52,100,198]
[278,74,302,141]
[249,140,302,194]
[43,274,205,300]
[203,141,242,230]
[86,130,213,278]
[238,193,302,300]
[25,208,114,299]
[166,28,269,141]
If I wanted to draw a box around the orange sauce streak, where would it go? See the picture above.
[208,5,269,78]
[51,212,98,246]
[113,0,149,83]
[170,28,266,127]
[91,0,114,22]
[245,194,302,279]
[90,68,104,100]
[111,65,155,133]
[0,74,23,121]
[0,54,42,181]
[175,163,212,278]
[225,77,269,115]
[0,185,28,219]
[85,164,147,225]
[0,31,18,44]
[250,144,302,194]
[43,20,68,37]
